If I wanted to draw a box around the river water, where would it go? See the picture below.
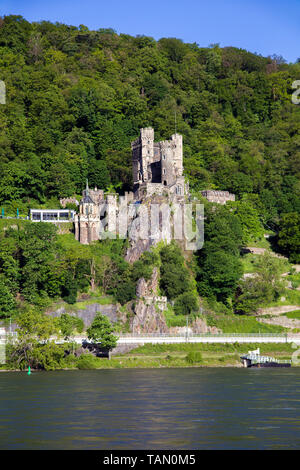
[0,368,300,449]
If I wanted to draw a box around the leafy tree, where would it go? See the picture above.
[0,277,16,318]
[174,292,198,316]
[234,252,287,314]
[8,308,61,370]
[159,242,193,300]
[277,213,300,263]
[197,249,243,302]
[86,313,118,350]
[232,199,264,245]
[195,205,243,303]
[58,313,84,340]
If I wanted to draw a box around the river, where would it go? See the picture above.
[0,368,300,449]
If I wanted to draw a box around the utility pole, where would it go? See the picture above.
[186,315,189,342]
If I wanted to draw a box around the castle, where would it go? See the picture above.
[74,128,188,245]
[74,128,235,245]
[131,127,187,200]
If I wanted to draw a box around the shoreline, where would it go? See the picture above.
[1,342,296,371]
[2,363,299,372]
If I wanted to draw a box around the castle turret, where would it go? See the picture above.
[131,128,154,185]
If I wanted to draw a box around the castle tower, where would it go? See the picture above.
[131,128,185,199]
[75,180,101,244]
[171,133,183,177]
[80,180,95,217]
[131,128,154,185]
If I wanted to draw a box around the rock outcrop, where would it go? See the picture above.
[131,267,169,334]
[169,317,221,335]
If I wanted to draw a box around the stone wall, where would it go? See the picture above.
[48,303,119,327]
[201,190,235,204]
[60,197,79,208]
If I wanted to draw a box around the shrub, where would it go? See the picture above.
[174,291,198,315]
[185,351,203,364]
[76,353,102,369]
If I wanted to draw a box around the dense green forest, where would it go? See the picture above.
[0,15,299,326]
[0,15,299,220]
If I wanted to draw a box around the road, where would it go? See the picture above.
[68,333,300,345]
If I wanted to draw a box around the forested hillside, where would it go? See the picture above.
[0,15,299,224]
[0,15,299,326]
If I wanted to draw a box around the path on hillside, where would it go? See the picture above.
[246,246,288,259]
[258,316,300,329]
[256,305,300,316]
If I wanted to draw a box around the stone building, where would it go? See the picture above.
[131,128,188,200]
[201,190,235,204]
[74,181,122,244]
[74,128,235,245]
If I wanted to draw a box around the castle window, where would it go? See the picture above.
[163,180,167,186]
[163,169,166,175]
[163,155,166,160]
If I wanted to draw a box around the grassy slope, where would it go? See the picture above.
[76,343,296,369]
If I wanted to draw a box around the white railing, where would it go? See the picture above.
[117,332,288,338]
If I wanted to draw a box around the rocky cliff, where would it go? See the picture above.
[130,267,169,334]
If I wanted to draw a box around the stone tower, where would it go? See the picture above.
[131,128,186,199]
[74,180,102,244]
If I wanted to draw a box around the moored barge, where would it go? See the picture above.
[240,348,291,368]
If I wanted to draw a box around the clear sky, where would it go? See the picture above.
[1,0,299,62]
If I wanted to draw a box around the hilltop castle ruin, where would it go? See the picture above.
[74,128,234,245]
[131,128,187,199]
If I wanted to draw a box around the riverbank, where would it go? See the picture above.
[1,342,297,370]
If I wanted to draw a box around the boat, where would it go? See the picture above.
[240,348,291,368]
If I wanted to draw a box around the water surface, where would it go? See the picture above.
[1,368,300,449]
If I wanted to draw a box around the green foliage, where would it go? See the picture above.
[0,277,16,318]
[285,310,300,320]
[7,308,71,370]
[231,198,264,244]
[159,242,193,300]
[86,313,118,350]
[0,15,298,224]
[195,205,243,303]
[58,313,84,339]
[205,313,285,333]
[234,252,288,314]
[174,292,198,315]
[185,351,203,364]
[277,213,300,263]
[0,15,299,327]
[76,353,103,369]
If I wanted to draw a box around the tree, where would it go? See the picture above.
[159,242,193,300]
[197,249,243,302]
[58,313,84,340]
[195,205,243,303]
[0,278,16,318]
[86,313,118,350]
[277,213,300,263]
[233,199,264,245]
[234,252,287,314]
[174,292,198,315]
[8,309,61,370]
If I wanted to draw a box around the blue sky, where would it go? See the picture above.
[1,0,299,62]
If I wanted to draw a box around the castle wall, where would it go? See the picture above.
[201,190,235,204]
